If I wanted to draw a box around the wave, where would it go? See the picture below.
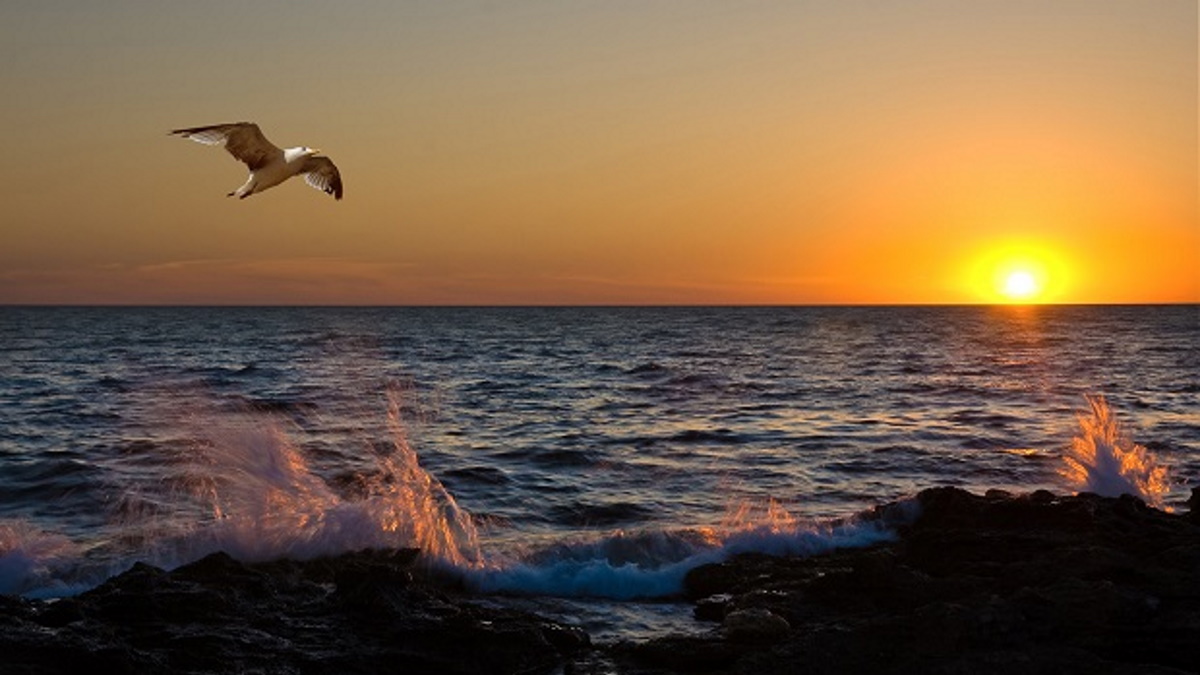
[465,511,900,600]
[0,396,904,601]
[130,394,483,569]
[3,394,486,597]
[0,393,1175,602]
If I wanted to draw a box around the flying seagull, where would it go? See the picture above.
[170,122,343,200]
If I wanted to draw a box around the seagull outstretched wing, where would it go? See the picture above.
[171,121,343,200]
[170,122,282,171]
[301,156,344,200]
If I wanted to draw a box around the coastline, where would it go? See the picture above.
[3,486,1197,674]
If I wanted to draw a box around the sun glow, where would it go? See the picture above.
[1002,270,1040,301]
[968,240,1070,304]
[991,259,1051,304]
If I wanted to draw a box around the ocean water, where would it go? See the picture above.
[1,305,1197,638]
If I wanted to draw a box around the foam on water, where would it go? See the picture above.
[466,509,900,599]
[1062,395,1170,508]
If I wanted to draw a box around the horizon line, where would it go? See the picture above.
[3,301,1197,309]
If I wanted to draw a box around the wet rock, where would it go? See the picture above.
[693,593,732,622]
[622,635,748,673]
[640,487,1200,674]
[1187,486,1200,524]
[721,608,790,643]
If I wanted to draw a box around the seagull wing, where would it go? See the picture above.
[169,122,282,171]
[301,156,343,200]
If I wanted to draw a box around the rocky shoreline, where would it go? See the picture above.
[3,487,1198,674]
[598,487,1200,674]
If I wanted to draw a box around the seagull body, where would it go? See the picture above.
[170,122,343,200]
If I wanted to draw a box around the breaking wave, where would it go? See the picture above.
[129,393,483,570]
[467,500,901,599]
[0,397,902,600]
[0,393,1176,601]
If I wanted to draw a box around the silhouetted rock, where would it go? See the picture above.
[4,487,1198,674]
[1187,487,1200,525]
[0,549,587,675]
[641,487,1200,675]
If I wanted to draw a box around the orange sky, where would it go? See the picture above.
[1,1,1196,305]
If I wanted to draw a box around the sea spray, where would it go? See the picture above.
[1062,395,1169,508]
[466,499,900,599]
[0,520,81,597]
[720,498,899,558]
[19,393,906,600]
[122,392,482,570]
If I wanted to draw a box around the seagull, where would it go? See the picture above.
[170,122,343,200]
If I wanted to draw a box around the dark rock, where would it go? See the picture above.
[693,593,732,622]
[642,487,1200,674]
[0,548,586,675]
[623,635,748,672]
[1187,487,1200,524]
[5,487,1198,675]
[721,607,789,643]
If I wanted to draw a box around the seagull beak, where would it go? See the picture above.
[311,148,322,155]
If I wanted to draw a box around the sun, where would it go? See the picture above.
[996,264,1048,304]
[1002,270,1039,301]
[967,241,1069,304]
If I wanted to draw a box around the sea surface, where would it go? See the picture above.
[1,305,1197,639]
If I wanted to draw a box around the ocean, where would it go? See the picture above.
[1,305,1197,639]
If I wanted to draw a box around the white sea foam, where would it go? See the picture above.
[466,501,901,599]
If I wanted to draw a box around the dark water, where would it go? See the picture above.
[1,306,1197,635]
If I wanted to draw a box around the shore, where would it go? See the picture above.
[3,486,1197,674]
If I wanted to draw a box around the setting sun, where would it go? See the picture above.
[990,259,1053,304]
[1002,270,1040,301]
[965,239,1073,305]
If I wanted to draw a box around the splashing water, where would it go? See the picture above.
[0,521,82,596]
[1062,395,1169,509]
[5,388,920,601]
[18,394,1174,601]
[466,497,901,600]
[112,396,898,601]
[4,389,907,600]
[130,393,482,570]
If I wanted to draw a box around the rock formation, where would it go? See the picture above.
[3,487,1197,674]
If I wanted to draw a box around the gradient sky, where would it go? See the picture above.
[1,1,1196,305]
